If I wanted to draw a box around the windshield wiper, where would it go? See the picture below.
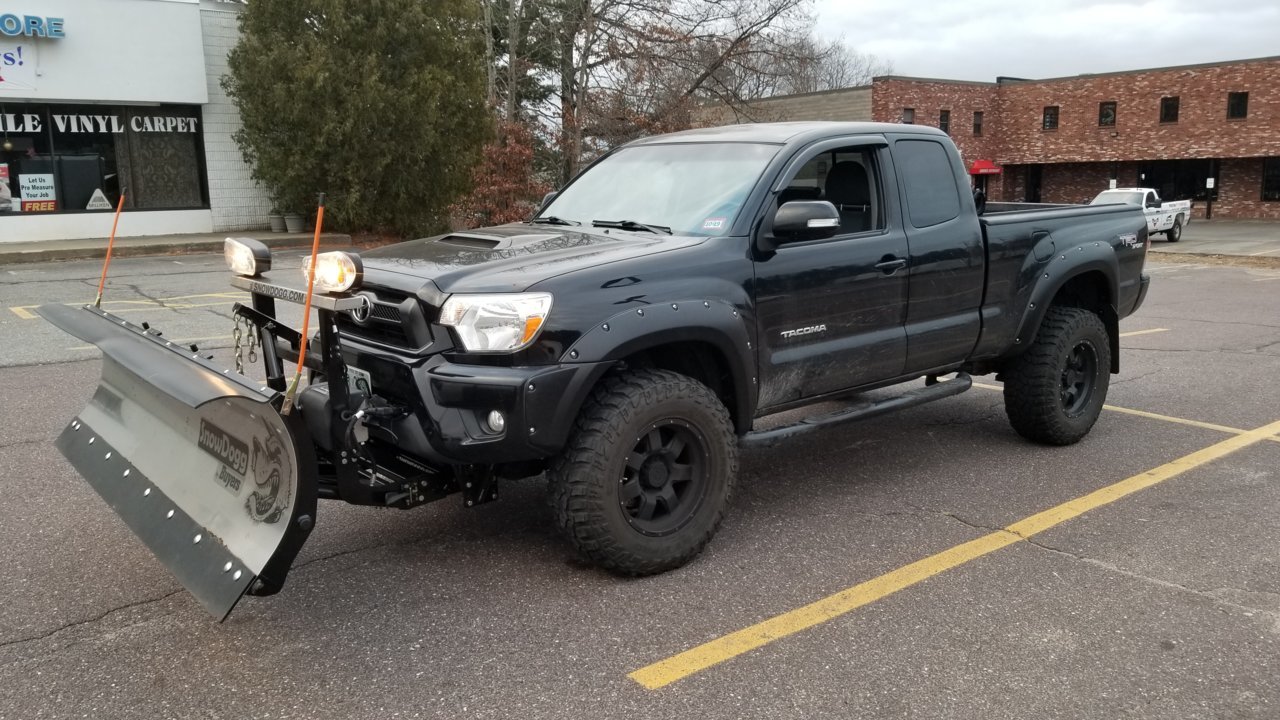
[528,216,579,226]
[591,219,672,235]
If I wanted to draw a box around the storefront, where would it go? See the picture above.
[0,0,268,243]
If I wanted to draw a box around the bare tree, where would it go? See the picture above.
[483,0,892,183]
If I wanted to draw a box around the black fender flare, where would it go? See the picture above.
[1012,241,1121,372]
[560,299,757,433]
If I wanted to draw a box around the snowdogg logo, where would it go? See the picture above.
[198,420,249,476]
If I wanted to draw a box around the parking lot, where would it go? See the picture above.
[1,252,1278,719]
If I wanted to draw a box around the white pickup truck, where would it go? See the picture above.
[1090,188,1191,242]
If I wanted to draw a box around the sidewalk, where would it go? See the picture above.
[0,230,353,265]
[1149,219,1280,258]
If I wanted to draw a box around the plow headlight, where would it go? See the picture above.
[439,293,552,353]
[224,238,272,277]
[303,251,363,294]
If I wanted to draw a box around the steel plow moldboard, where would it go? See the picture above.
[38,303,315,619]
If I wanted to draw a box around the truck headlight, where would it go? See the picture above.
[439,293,553,353]
[224,237,271,277]
[302,251,363,293]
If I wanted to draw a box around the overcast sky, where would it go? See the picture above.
[812,0,1280,82]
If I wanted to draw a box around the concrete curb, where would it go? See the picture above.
[0,233,353,265]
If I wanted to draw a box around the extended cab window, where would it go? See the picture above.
[540,142,779,236]
[895,139,960,228]
[779,145,884,235]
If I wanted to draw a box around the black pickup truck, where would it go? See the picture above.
[43,122,1150,618]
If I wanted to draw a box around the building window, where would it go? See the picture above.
[1263,158,1280,201]
[938,109,950,134]
[1160,96,1180,123]
[973,111,983,136]
[1228,92,1249,119]
[1099,101,1117,127]
[901,108,915,124]
[0,103,208,216]
[1042,106,1059,130]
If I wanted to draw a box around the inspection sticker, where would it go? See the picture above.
[702,217,727,231]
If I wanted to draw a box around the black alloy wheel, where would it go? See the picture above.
[620,420,708,536]
[1060,340,1099,417]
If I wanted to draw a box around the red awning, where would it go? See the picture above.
[969,159,1002,175]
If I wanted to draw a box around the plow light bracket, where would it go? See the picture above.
[225,237,273,277]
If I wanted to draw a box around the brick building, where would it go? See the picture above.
[724,56,1280,220]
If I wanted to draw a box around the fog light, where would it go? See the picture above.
[485,410,506,434]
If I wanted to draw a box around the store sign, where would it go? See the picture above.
[0,113,199,134]
[19,172,55,212]
[0,14,65,38]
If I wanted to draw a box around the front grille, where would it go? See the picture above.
[369,302,402,323]
[336,289,427,351]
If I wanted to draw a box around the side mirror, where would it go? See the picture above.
[539,191,558,212]
[766,200,840,250]
[1146,198,1162,209]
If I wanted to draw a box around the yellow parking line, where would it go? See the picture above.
[629,418,1280,690]
[1118,328,1169,338]
[8,306,38,320]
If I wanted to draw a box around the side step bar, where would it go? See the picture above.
[741,373,973,448]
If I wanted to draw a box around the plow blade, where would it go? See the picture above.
[39,304,317,620]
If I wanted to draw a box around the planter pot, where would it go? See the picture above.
[283,213,305,233]
[268,213,286,233]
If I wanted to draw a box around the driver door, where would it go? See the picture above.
[752,140,909,409]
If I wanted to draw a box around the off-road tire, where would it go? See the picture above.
[1003,306,1111,446]
[548,369,738,576]
[1167,217,1182,242]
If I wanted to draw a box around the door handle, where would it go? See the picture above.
[875,257,907,273]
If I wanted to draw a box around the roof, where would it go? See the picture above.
[625,121,947,146]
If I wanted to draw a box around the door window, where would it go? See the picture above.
[778,145,884,235]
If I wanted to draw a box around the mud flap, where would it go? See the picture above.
[39,304,317,620]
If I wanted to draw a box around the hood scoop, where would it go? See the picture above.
[438,232,561,251]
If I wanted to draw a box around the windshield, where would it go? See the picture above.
[1091,191,1145,206]
[538,142,780,236]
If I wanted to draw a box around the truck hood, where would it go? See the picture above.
[360,223,708,295]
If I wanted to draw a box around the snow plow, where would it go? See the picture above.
[40,302,318,620]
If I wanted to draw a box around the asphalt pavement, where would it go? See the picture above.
[1,251,1278,719]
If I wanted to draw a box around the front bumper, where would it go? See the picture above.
[315,337,614,467]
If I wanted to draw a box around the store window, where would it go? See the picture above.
[1160,96,1180,123]
[1227,92,1248,120]
[1263,158,1280,202]
[1139,159,1217,202]
[0,103,207,215]
[973,111,983,136]
[1099,101,1116,127]
[901,108,915,124]
[1042,106,1059,130]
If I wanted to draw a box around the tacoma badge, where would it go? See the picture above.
[780,324,827,339]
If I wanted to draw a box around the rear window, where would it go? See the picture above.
[895,139,960,228]
[1091,191,1144,206]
